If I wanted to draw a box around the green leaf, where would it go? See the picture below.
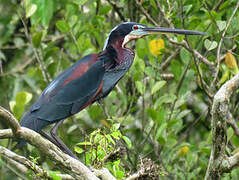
[204,39,217,51]
[48,171,61,180]
[171,60,182,80]
[106,134,116,145]
[136,39,147,58]
[111,131,122,140]
[135,56,145,72]
[88,105,103,120]
[200,147,211,155]
[16,91,32,105]
[135,81,144,94]
[177,110,191,119]
[26,3,37,18]
[227,127,234,143]
[76,142,92,146]
[219,69,230,84]
[177,35,185,43]
[115,169,125,179]
[122,136,132,148]
[9,101,16,113]
[180,48,191,64]
[168,119,181,128]
[216,20,226,31]
[12,91,32,120]
[150,0,157,9]
[155,94,177,108]
[147,107,164,124]
[94,134,103,143]
[30,0,54,27]
[151,80,166,94]
[56,20,70,33]
[184,4,193,15]
[99,6,112,15]
[32,31,43,48]
[155,123,167,141]
[157,136,166,145]
[41,0,54,27]
[74,146,84,154]
[44,46,60,60]
[145,66,154,77]
[147,108,158,121]
[112,123,120,130]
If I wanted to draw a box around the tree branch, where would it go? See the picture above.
[227,112,239,138]
[222,152,239,172]
[0,129,13,139]
[135,0,214,67]
[93,168,116,180]
[0,145,74,179]
[0,107,20,135]
[0,106,117,180]
[18,12,51,83]
[205,73,239,179]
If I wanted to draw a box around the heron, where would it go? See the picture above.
[19,22,206,158]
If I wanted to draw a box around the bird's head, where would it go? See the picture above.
[103,22,206,50]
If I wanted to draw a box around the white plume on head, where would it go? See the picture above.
[103,22,137,50]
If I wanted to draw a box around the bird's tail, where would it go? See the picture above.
[18,111,49,147]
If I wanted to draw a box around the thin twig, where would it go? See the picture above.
[106,0,126,21]
[135,0,158,25]
[0,56,34,77]
[227,112,239,138]
[160,47,181,70]
[168,61,191,121]
[18,12,51,83]
[155,0,173,28]
[136,1,213,68]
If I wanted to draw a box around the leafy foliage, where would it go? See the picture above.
[0,0,239,179]
[74,123,130,179]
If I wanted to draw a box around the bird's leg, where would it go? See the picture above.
[40,130,61,148]
[50,120,79,160]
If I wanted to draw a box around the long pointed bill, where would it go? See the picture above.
[143,27,206,35]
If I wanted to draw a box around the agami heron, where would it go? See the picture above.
[20,22,206,158]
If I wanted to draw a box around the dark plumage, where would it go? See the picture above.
[19,22,205,157]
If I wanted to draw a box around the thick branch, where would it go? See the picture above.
[205,73,239,179]
[0,145,74,179]
[93,168,116,180]
[222,152,239,172]
[0,106,101,179]
[0,129,13,138]
[0,107,20,135]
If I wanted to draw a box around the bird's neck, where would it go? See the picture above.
[100,41,134,71]
[107,38,135,64]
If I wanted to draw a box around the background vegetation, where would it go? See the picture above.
[0,0,239,179]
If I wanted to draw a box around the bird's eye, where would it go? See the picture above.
[133,25,139,30]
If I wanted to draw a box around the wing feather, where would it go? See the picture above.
[30,54,104,121]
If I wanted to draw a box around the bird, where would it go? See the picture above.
[19,22,206,158]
